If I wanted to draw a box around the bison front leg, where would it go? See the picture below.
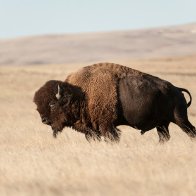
[99,124,121,143]
[85,129,101,142]
[156,124,170,144]
[73,121,101,142]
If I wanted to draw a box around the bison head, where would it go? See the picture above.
[33,80,84,137]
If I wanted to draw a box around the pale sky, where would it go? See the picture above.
[0,0,196,38]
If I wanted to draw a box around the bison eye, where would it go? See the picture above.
[49,101,56,110]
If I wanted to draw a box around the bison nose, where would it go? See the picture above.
[42,117,50,125]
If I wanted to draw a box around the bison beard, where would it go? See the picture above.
[33,63,196,143]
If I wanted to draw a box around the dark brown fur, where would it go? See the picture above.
[34,63,196,143]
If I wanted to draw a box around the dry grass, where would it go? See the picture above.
[0,57,196,196]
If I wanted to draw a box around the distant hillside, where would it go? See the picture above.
[0,23,196,66]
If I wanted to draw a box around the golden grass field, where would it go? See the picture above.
[0,56,196,196]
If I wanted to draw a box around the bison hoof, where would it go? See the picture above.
[53,132,57,138]
[141,130,145,135]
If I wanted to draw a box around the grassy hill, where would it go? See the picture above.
[0,23,196,66]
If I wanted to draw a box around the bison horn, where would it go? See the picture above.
[56,85,61,100]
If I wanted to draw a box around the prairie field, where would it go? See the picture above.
[0,56,196,196]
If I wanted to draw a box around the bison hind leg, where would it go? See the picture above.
[173,103,196,139]
[156,124,170,144]
[175,119,196,139]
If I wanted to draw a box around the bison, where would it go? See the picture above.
[33,63,196,143]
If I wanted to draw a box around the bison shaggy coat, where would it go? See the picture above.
[34,63,196,143]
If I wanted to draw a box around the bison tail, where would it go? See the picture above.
[179,88,192,108]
